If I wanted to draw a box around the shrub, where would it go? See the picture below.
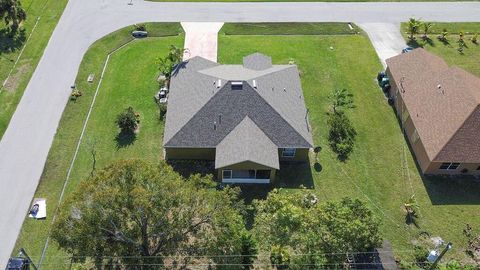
[471,33,478,44]
[116,107,139,133]
[270,245,290,270]
[158,103,167,120]
[328,112,357,159]
[70,89,82,101]
[134,23,146,31]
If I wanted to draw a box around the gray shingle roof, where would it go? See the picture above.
[243,53,273,70]
[164,53,313,163]
[215,116,279,169]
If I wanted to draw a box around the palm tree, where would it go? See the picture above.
[422,22,434,40]
[407,18,421,40]
[0,0,27,35]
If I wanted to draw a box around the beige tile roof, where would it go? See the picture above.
[386,48,480,162]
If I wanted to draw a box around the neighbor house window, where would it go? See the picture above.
[401,109,409,124]
[222,170,232,179]
[439,163,460,170]
[282,148,296,157]
[411,129,420,143]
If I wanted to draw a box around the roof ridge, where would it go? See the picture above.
[246,83,312,148]
[163,77,228,146]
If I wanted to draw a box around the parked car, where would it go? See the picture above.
[402,46,414,53]
[132,31,148,38]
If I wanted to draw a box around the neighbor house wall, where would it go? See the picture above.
[425,162,480,175]
[387,68,431,173]
[164,148,215,160]
[278,148,310,162]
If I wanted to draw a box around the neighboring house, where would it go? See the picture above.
[163,53,313,183]
[386,48,480,175]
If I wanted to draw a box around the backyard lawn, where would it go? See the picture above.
[218,25,480,264]
[0,0,68,139]
[13,23,184,268]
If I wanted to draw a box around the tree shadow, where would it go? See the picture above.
[0,28,26,55]
[436,36,450,46]
[406,38,423,48]
[274,159,315,189]
[405,212,420,228]
[115,131,136,149]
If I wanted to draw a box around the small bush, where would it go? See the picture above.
[134,23,146,32]
[327,112,357,160]
[116,107,139,134]
[158,103,167,120]
[70,89,82,101]
[471,33,478,44]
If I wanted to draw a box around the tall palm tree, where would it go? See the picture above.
[0,0,27,35]
[422,22,434,40]
[407,18,421,40]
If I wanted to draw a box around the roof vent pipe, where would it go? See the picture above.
[217,79,222,88]
[214,121,217,130]
[253,80,257,89]
[218,114,222,125]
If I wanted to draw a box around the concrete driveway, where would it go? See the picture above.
[181,22,224,62]
[358,22,407,67]
[1,0,480,267]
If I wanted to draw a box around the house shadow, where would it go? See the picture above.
[274,159,315,189]
[115,131,136,149]
[389,104,480,205]
[0,28,26,55]
[167,160,215,179]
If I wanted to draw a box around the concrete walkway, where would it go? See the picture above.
[181,22,224,62]
[1,0,480,267]
[358,22,406,67]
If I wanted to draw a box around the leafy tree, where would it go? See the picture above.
[329,88,354,114]
[422,22,434,39]
[0,0,26,35]
[407,18,422,40]
[328,112,357,159]
[52,159,249,269]
[157,45,185,78]
[116,106,138,134]
[254,190,382,266]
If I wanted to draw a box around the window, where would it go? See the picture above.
[222,170,232,179]
[401,109,409,124]
[282,148,296,157]
[439,163,460,170]
[411,129,420,143]
[256,170,271,179]
[476,165,480,171]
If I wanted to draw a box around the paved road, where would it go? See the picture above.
[1,0,480,267]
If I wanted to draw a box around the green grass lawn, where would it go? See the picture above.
[401,22,480,77]
[218,29,480,264]
[13,23,184,268]
[220,22,361,35]
[0,0,68,139]
[149,0,472,2]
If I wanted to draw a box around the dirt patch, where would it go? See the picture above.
[3,63,31,92]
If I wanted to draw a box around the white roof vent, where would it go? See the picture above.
[252,80,257,89]
[217,79,222,88]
